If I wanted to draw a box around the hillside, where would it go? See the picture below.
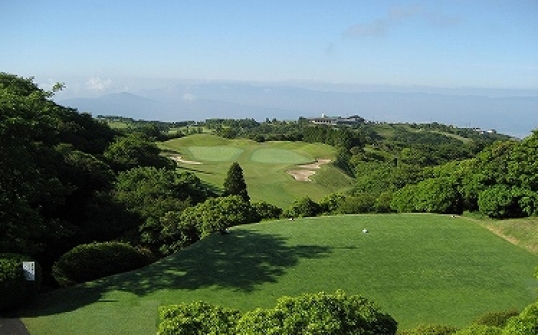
[20,214,538,334]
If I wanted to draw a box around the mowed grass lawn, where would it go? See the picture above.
[21,214,538,334]
[159,134,353,208]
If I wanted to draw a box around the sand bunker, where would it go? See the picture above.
[287,159,331,181]
[170,155,202,165]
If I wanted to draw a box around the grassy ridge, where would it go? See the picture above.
[21,214,538,334]
[159,134,352,208]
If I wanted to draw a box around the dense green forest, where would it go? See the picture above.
[1,72,536,300]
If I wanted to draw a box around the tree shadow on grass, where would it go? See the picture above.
[112,229,332,295]
[20,229,331,316]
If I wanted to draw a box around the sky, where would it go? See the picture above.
[2,0,538,96]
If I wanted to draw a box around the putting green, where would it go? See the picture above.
[250,148,313,164]
[187,146,244,161]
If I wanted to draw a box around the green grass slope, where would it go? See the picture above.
[159,134,353,208]
[21,214,538,334]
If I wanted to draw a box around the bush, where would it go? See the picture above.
[474,310,519,328]
[52,242,154,286]
[0,253,41,311]
[251,201,282,220]
[337,194,377,214]
[158,291,396,335]
[236,290,397,335]
[478,185,520,219]
[285,196,322,218]
[157,301,241,335]
[399,324,458,335]
[501,301,538,335]
[454,324,502,335]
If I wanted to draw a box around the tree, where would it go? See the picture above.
[160,195,258,254]
[114,167,213,249]
[414,177,463,214]
[390,184,418,213]
[103,132,174,172]
[223,162,250,202]
[478,185,522,219]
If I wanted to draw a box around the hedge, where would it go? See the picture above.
[52,242,154,286]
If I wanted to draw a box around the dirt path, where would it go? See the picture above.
[287,159,331,182]
[0,318,30,335]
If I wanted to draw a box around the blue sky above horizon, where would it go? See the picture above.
[2,1,538,96]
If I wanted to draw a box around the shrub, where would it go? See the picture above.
[474,310,519,328]
[337,194,377,214]
[375,191,394,213]
[454,324,502,335]
[285,196,322,218]
[478,185,520,219]
[251,201,282,220]
[0,253,41,311]
[158,291,396,335]
[501,301,538,335]
[399,324,458,335]
[157,301,241,335]
[236,290,397,335]
[52,242,154,286]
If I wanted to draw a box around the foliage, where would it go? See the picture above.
[0,253,41,311]
[453,324,501,335]
[0,73,125,285]
[352,161,423,197]
[157,301,241,335]
[236,290,397,335]
[413,178,463,214]
[104,132,174,171]
[501,301,538,335]
[375,191,394,213]
[473,310,519,328]
[319,193,346,214]
[158,291,396,335]
[285,196,322,218]
[251,201,283,220]
[52,242,154,287]
[113,167,213,248]
[391,184,418,213]
[320,193,379,214]
[184,195,257,237]
[223,161,250,202]
[477,185,521,219]
[399,324,458,335]
[160,195,259,254]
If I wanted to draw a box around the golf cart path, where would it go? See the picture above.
[0,318,30,335]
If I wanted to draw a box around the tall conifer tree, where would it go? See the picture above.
[223,162,250,202]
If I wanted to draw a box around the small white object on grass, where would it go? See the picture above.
[362,229,368,234]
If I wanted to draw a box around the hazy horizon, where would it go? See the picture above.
[3,1,537,137]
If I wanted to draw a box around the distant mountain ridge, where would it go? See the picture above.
[60,82,538,138]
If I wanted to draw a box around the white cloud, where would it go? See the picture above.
[86,77,113,91]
